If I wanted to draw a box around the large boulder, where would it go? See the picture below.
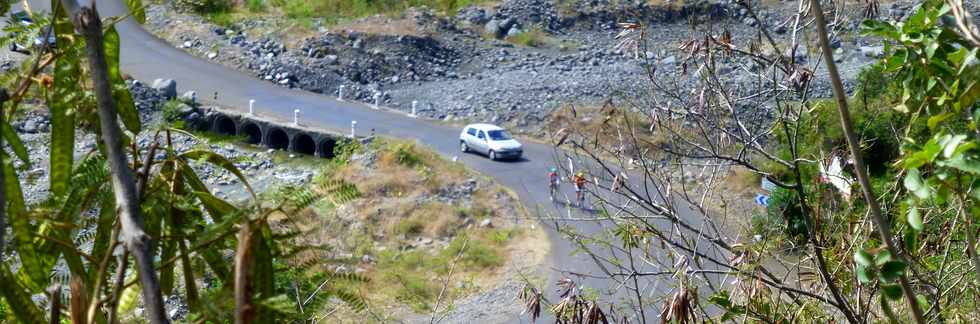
[860,46,884,58]
[152,78,177,99]
[484,19,502,37]
[180,91,197,104]
[457,6,489,25]
[484,18,517,39]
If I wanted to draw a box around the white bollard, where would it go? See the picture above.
[338,85,345,101]
[350,120,357,138]
[293,109,300,126]
[248,99,255,116]
[373,92,382,109]
[411,100,418,117]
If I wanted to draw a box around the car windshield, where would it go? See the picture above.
[487,130,512,141]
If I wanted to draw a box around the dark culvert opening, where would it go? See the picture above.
[319,138,337,159]
[292,134,316,155]
[214,116,236,136]
[240,123,262,144]
[266,128,289,150]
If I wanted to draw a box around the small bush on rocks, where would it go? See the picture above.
[760,187,807,241]
[175,0,232,14]
[506,27,548,47]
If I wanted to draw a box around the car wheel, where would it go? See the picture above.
[489,150,497,161]
[460,141,469,153]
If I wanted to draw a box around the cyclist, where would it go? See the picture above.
[573,172,587,208]
[548,167,560,201]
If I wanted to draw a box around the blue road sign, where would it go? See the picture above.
[755,194,769,206]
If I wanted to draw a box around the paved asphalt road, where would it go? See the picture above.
[19,0,724,322]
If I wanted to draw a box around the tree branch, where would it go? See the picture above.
[809,0,926,322]
[57,1,169,323]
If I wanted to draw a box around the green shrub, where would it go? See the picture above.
[393,143,422,167]
[161,100,187,129]
[393,217,425,236]
[761,188,807,240]
[246,0,266,12]
[854,109,903,174]
[176,0,232,14]
[442,234,502,269]
[505,27,549,47]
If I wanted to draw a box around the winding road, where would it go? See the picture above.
[21,0,725,322]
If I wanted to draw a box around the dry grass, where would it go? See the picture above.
[539,103,684,160]
[284,138,545,320]
[332,15,422,36]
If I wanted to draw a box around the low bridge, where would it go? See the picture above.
[194,107,350,159]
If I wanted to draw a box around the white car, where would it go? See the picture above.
[459,123,523,161]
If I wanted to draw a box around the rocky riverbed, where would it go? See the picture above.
[6,78,320,207]
[141,0,958,138]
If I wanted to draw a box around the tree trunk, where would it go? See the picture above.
[808,0,926,322]
[0,89,8,255]
[234,220,256,324]
[57,1,168,323]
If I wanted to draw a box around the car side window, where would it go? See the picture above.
[477,130,486,140]
[467,128,476,136]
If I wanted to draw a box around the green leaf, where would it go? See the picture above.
[194,191,238,216]
[926,112,951,130]
[876,250,893,266]
[905,140,942,168]
[331,288,367,312]
[181,149,256,199]
[903,168,930,199]
[880,261,907,282]
[0,264,45,322]
[160,238,176,296]
[708,291,732,308]
[253,222,277,322]
[104,26,141,133]
[4,157,50,291]
[940,134,967,158]
[3,156,24,215]
[90,194,116,264]
[49,13,81,197]
[856,265,874,284]
[907,206,923,231]
[880,296,900,324]
[881,284,903,300]
[126,0,146,24]
[854,250,874,267]
[959,80,979,113]
[938,154,980,174]
[904,227,919,251]
[178,240,201,314]
[1,120,29,166]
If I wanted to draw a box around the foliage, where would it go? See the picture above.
[0,1,365,322]
[530,0,980,322]
[505,27,550,47]
[194,0,492,25]
[764,187,806,239]
[246,0,266,13]
[175,0,232,14]
[375,230,502,312]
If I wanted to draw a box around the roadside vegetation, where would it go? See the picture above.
[520,0,980,323]
[295,138,544,319]
[176,0,494,27]
[0,1,543,322]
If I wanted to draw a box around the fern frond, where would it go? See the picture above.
[328,287,368,312]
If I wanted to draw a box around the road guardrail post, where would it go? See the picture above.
[248,99,255,116]
[411,100,418,117]
[293,109,300,126]
[350,120,357,138]
[373,92,382,109]
[338,85,345,101]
